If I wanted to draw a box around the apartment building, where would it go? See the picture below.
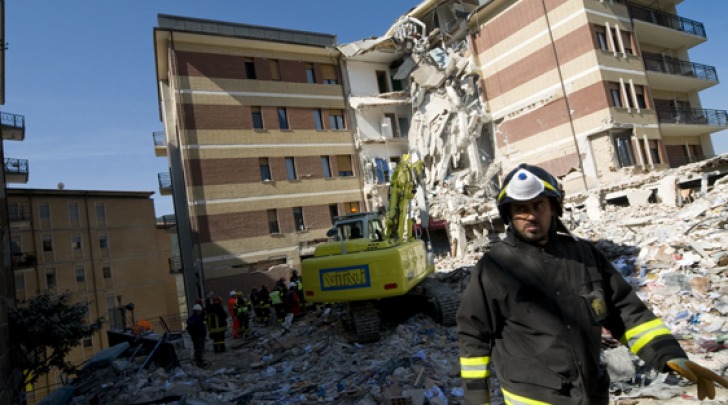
[153,15,364,304]
[7,189,179,403]
[0,0,29,403]
[467,0,727,194]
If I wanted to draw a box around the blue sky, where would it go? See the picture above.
[3,1,727,216]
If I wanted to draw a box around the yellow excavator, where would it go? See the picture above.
[301,154,458,341]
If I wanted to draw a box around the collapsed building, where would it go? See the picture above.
[153,0,726,313]
[338,0,727,260]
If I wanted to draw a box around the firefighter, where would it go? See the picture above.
[227,290,239,339]
[269,284,285,323]
[186,304,208,367]
[206,296,228,353]
[258,285,272,325]
[235,291,252,338]
[456,164,728,404]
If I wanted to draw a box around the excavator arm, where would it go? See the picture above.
[383,153,426,242]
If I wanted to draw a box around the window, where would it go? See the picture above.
[305,63,316,83]
[252,107,264,129]
[68,202,80,222]
[39,202,50,221]
[278,108,289,130]
[321,156,332,178]
[313,109,324,130]
[293,207,305,231]
[285,157,297,180]
[383,114,399,137]
[260,158,272,181]
[244,58,256,79]
[398,117,410,138]
[10,237,21,254]
[344,201,360,214]
[595,27,609,51]
[102,263,112,279]
[336,155,354,177]
[634,85,647,109]
[269,59,281,81]
[376,71,390,93]
[608,83,623,108]
[42,235,53,252]
[45,268,57,289]
[95,202,105,222]
[267,209,280,234]
[613,134,636,168]
[329,204,338,224]
[83,337,93,349]
[71,234,82,251]
[99,232,109,249]
[75,265,86,283]
[329,110,345,130]
[648,140,662,164]
[375,158,391,184]
[15,273,25,290]
[321,64,338,85]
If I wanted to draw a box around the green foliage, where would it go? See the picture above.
[8,292,104,388]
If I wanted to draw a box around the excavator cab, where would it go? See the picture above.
[328,213,384,242]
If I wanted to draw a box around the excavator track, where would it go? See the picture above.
[420,278,459,326]
[349,301,381,342]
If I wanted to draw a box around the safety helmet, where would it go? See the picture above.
[229,290,236,297]
[496,164,563,224]
[192,304,203,311]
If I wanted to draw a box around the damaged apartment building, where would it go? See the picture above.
[153,0,727,309]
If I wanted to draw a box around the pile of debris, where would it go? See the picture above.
[47,158,728,404]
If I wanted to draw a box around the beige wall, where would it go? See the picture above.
[8,190,179,403]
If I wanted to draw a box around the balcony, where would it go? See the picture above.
[656,108,728,137]
[158,172,172,195]
[628,3,706,49]
[1,111,25,141]
[12,252,37,269]
[8,202,31,224]
[643,52,718,92]
[4,158,29,183]
[153,131,167,157]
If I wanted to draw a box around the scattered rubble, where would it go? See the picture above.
[48,156,728,404]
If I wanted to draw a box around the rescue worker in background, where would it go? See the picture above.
[259,285,272,325]
[227,290,240,339]
[206,296,228,353]
[186,304,207,367]
[275,276,287,292]
[285,282,302,316]
[270,284,285,323]
[250,287,262,324]
[456,164,728,404]
[235,291,252,338]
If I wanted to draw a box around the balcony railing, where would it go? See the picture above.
[643,52,718,81]
[8,203,31,221]
[669,154,708,168]
[628,3,706,38]
[0,111,25,129]
[158,172,171,189]
[656,108,728,126]
[4,158,29,175]
[152,131,166,147]
[12,253,37,268]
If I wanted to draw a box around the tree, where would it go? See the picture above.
[9,292,104,393]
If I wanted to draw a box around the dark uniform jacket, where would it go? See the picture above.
[457,227,686,404]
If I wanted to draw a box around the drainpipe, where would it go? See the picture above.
[541,0,588,191]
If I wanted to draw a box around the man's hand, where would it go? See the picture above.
[667,358,728,400]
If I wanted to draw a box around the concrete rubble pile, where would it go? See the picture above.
[57,157,728,404]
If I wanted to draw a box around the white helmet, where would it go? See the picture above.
[229,290,236,297]
[192,304,202,311]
